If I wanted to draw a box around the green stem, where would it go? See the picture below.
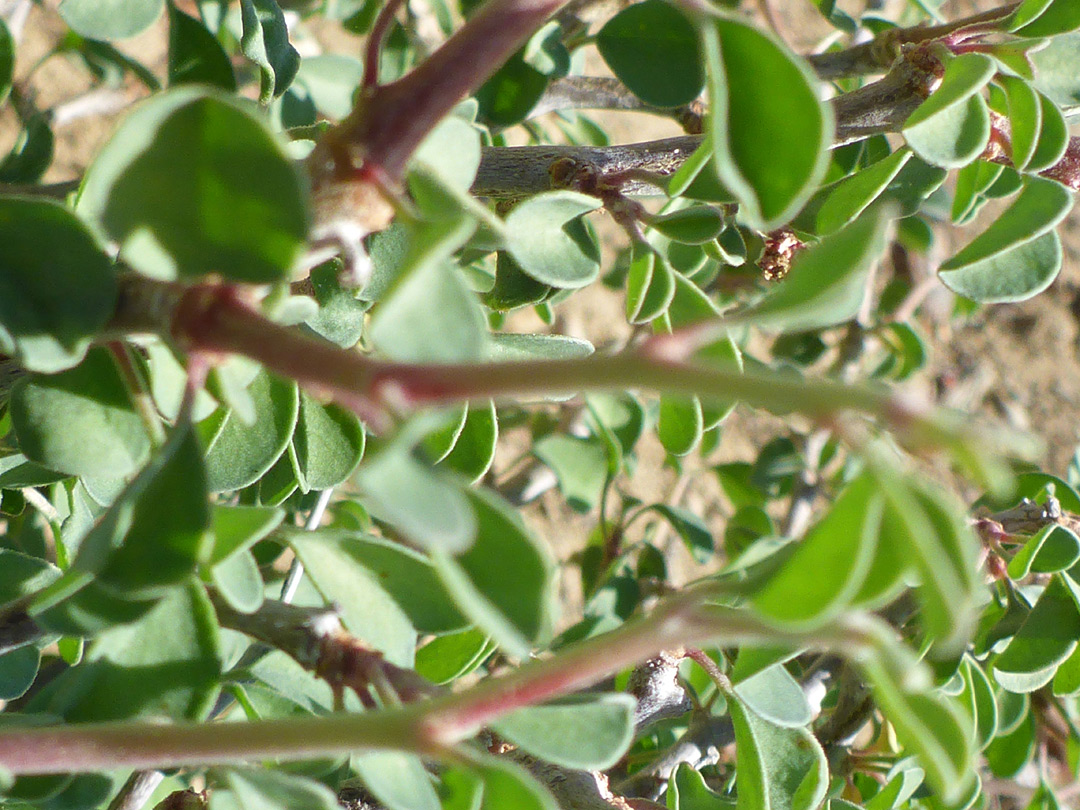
[160,281,1032,462]
[108,341,166,448]
[0,706,431,775]
[0,592,876,774]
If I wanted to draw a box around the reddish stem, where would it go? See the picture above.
[1041,137,1080,192]
[361,0,408,92]
[334,0,571,181]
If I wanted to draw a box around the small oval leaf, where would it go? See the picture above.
[703,16,833,229]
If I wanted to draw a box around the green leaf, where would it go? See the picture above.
[0,18,13,108]
[41,580,220,722]
[0,646,40,701]
[59,0,163,40]
[288,530,418,666]
[424,406,468,463]
[415,628,494,683]
[85,422,209,597]
[321,532,467,634]
[78,87,309,284]
[0,199,116,373]
[658,394,703,457]
[435,767,483,810]
[1012,0,1080,36]
[670,763,737,810]
[902,54,996,168]
[651,205,725,244]
[487,334,594,361]
[304,260,369,348]
[491,693,636,770]
[1009,0,1057,30]
[596,0,703,107]
[207,504,285,566]
[533,434,609,512]
[355,446,476,554]
[864,767,924,810]
[1052,641,1080,695]
[753,474,883,627]
[938,229,1062,304]
[811,148,912,235]
[941,176,1072,272]
[30,773,118,810]
[849,498,910,610]
[728,695,829,810]
[985,709,1035,777]
[221,767,340,810]
[239,0,300,102]
[1031,30,1080,108]
[702,15,832,229]
[960,657,999,749]
[504,191,602,288]
[950,160,1004,224]
[875,471,981,646]
[431,488,555,658]
[291,393,365,492]
[414,113,483,193]
[645,504,714,563]
[370,259,488,363]
[211,548,263,614]
[203,371,300,492]
[877,154,948,215]
[993,575,1080,692]
[988,39,1045,81]
[438,401,498,484]
[1008,524,1080,578]
[626,244,676,324]
[11,348,150,478]
[464,755,558,810]
[1026,91,1069,172]
[484,253,552,312]
[0,550,61,610]
[474,51,548,127]
[294,54,365,119]
[167,1,236,90]
[998,76,1041,170]
[860,654,975,803]
[733,663,812,729]
[29,421,208,636]
[0,114,54,183]
[353,752,441,810]
[666,269,723,327]
[736,206,891,333]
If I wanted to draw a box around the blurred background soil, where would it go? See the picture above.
[6,0,1080,617]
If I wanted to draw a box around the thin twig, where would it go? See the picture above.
[781,429,830,539]
[108,341,167,448]
[279,487,335,603]
[0,179,82,199]
[51,87,134,128]
[362,0,408,92]
[805,1,1020,80]
[107,771,166,810]
[20,486,62,524]
[526,76,704,132]
[473,46,941,198]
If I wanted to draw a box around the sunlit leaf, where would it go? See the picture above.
[702,15,832,229]
[491,693,636,770]
[902,54,995,168]
[79,87,308,284]
[596,0,703,107]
